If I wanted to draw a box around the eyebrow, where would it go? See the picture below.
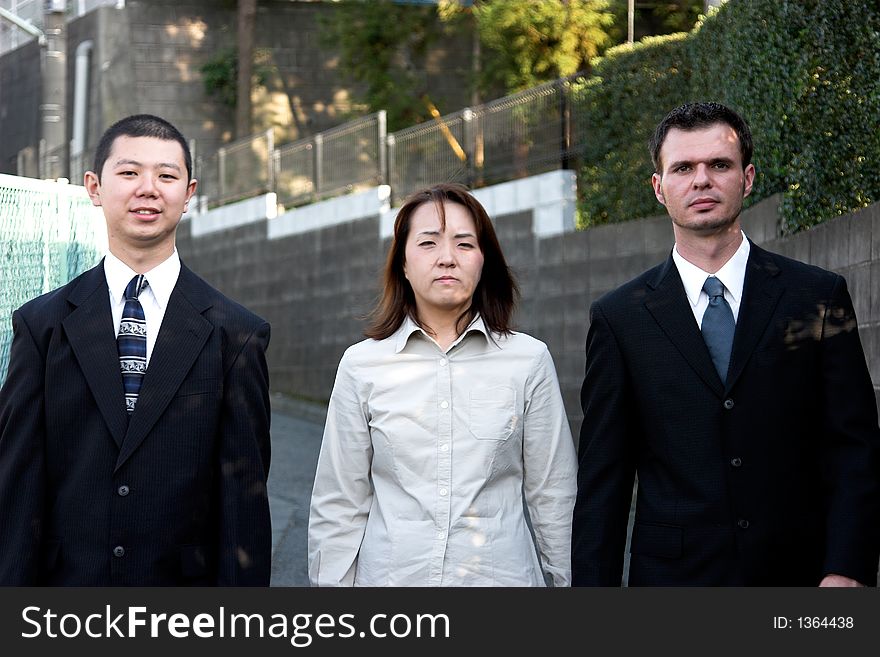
[667,157,735,171]
[415,230,476,238]
[112,158,183,172]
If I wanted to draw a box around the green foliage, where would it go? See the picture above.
[319,0,617,128]
[574,33,690,226]
[318,0,444,131]
[473,0,614,93]
[605,0,702,43]
[576,0,880,232]
[200,47,274,109]
[779,1,880,232]
[650,0,703,33]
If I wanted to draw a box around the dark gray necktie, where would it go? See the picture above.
[701,276,735,383]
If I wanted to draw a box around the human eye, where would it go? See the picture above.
[418,240,435,247]
[673,164,691,173]
[458,241,475,249]
[712,161,731,170]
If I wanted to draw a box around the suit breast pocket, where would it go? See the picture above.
[174,378,221,398]
[468,386,517,441]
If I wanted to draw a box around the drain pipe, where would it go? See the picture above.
[70,40,93,182]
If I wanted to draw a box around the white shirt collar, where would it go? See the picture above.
[394,313,493,353]
[672,232,750,306]
[104,249,181,310]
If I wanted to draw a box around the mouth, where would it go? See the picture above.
[435,276,459,283]
[689,197,719,211]
[130,207,161,219]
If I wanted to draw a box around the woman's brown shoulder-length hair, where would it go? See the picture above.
[365,183,520,340]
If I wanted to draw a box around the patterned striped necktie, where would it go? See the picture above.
[118,274,149,413]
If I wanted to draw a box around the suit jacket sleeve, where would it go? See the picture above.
[216,320,272,586]
[572,301,638,586]
[0,309,47,585]
[816,275,880,584]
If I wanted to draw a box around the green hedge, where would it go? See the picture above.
[574,34,690,226]
[575,0,880,233]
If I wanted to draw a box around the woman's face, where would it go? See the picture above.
[403,201,484,321]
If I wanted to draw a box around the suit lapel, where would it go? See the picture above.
[63,262,130,449]
[115,266,214,471]
[725,243,783,391]
[644,254,725,398]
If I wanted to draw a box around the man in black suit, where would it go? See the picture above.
[0,114,272,585]
[572,102,880,586]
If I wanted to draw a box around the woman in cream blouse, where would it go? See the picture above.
[308,183,576,586]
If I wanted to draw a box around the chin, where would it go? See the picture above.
[679,214,736,232]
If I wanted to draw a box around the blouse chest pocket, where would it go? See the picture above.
[468,385,518,441]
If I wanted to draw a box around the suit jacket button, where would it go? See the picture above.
[737,519,749,529]
[117,485,130,497]
[730,457,742,467]
[113,546,125,558]
[723,398,735,410]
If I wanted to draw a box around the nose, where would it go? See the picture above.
[137,174,158,197]
[692,163,711,188]
[436,239,455,266]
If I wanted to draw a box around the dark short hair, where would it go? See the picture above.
[366,183,519,340]
[92,114,192,182]
[649,102,753,173]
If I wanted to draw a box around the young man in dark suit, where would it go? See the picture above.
[572,102,880,586]
[0,114,272,585]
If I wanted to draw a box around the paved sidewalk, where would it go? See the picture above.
[267,394,327,587]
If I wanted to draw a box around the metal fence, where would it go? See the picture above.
[200,129,274,208]
[14,74,588,212]
[0,173,106,386]
[194,76,583,210]
[388,77,582,204]
[275,112,386,207]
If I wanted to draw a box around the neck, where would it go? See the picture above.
[110,243,174,274]
[417,307,471,350]
[673,223,743,273]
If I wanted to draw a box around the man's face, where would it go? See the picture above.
[652,123,755,238]
[85,135,197,258]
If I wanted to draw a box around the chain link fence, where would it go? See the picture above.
[0,173,106,385]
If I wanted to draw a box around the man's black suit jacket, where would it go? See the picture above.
[572,242,880,586]
[0,261,272,585]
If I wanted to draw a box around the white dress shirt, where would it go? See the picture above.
[308,314,577,587]
[104,250,181,365]
[672,231,750,327]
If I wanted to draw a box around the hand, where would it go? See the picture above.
[819,574,864,587]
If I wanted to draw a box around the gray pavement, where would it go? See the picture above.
[267,393,327,587]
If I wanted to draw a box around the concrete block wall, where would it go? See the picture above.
[0,0,475,177]
[176,176,880,438]
[0,39,41,174]
[762,201,880,414]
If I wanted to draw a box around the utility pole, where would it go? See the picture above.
[41,0,67,179]
[627,0,634,44]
